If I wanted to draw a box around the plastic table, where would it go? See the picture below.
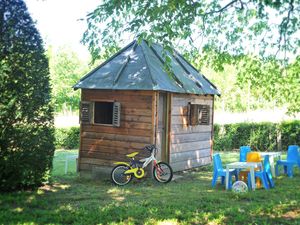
[226,162,262,190]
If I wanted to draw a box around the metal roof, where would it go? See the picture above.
[73,40,220,96]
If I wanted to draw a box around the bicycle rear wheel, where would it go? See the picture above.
[153,162,173,183]
[111,165,132,186]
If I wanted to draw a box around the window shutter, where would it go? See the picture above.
[80,101,92,124]
[112,102,121,127]
[198,105,210,125]
[189,103,199,126]
[189,103,210,126]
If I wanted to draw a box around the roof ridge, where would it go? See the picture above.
[73,40,136,90]
[140,40,157,87]
[149,43,187,91]
[113,41,138,85]
[174,50,220,93]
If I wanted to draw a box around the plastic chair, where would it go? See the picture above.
[246,152,262,162]
[240,152,262,187]
[240,146,251,162]
[212,154,238,189]
[263,155,275,188]
[275,145,300,177]
[248,155,273,190]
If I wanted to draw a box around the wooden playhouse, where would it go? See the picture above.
[73,40,220,175]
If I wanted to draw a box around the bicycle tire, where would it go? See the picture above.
[111,165,132,186]
[153,162,173,183]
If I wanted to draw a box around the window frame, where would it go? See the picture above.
[92,101,115,126]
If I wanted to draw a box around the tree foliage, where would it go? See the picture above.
[48,46,91,112]
[83,0,300,114]
[199,54,299,113]
[0,0,55,191]
[84,0,300,60]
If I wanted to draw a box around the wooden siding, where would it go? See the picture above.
[170,94,214,172]
[79,90,153,171]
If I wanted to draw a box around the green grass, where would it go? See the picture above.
[52,150,78,177]
[0,150,299,224]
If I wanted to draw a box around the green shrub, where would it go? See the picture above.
[213,124,232,151]
[55,127,80,149]
[214,120,300,152]
[279,120,300,151]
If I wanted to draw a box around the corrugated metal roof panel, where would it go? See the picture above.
[73,40,220,96]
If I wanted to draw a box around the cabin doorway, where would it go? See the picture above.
[157,92,169,162]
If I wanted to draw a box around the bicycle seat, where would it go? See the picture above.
[126,152,139,158]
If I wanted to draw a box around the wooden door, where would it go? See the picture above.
[157,92,168,162]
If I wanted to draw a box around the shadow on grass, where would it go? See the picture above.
[0,152,298,224]
[0,167,299,224]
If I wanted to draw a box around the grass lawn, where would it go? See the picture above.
[0,150,299,224]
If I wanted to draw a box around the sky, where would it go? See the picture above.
[24,0,101,59]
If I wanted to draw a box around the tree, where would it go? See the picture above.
[283,56,300,113]
[83,0,299,60]
[48,46,91,113]
[0,0,55,191]
[83,0,300,113]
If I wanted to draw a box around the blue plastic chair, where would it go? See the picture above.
[212,154,238,189]
[275,145,300,177]
[240,146,251,162]
[248,155,273,190]
[263,155,275,188]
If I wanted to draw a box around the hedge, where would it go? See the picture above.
[214,120,300,151]
[55,120,300,151]
[55,127,80,149]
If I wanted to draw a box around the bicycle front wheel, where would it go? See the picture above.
[153,162,173,183]
[111,165,132,186]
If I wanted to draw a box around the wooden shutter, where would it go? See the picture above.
[189,103,210,126]
[189,103,199,126]
[112,102,121,127]
[198,105,210,125]
[80,101,92,124]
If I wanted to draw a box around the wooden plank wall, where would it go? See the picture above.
[79,90,153,171]
[170,94,214,172]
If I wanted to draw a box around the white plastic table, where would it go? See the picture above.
[226,162,262,190]
[259,152,281,177]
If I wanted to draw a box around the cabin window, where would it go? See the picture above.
[189,103,210,126]
[94,102,114,124]
[94,101,121,127]
[80,101,121,126]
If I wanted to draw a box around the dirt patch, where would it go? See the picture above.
[282,209,300,220]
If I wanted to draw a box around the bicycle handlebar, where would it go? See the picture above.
[143,144,157,156]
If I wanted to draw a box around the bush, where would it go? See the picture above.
[214,120,300,152]
[280,121,300,151]
[55,127,80,149]
[0,125,55,191]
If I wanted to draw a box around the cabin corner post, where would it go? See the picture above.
[78,89,84,172]
[151,91,158,146]
[210,95,215,161]
[166,93,172,163]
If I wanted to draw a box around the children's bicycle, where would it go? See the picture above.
[111,145,173,185]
